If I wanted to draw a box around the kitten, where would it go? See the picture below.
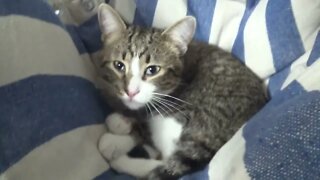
[96,3,268,180]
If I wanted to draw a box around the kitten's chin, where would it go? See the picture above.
[122,100,145,110]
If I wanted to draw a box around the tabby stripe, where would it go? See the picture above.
[128,27,135,43]
[150,29,155,42]
[129,29,140,54]
[127,47,134,57]
[122,52,127,60]
[215,106,231,122]
[131,27,141,43]
[129,42,134,54]
[146,54,151,64]
[146,32,153,44]
[139,47,148,57]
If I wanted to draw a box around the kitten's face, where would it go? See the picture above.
[98,4,195,110]
[99,28,183,109]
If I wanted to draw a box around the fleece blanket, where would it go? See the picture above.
[0,0,319,179]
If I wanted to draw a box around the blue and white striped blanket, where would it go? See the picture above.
[0,0,319,179]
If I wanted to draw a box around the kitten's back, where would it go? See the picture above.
[178,41,268,145]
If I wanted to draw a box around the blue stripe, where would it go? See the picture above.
[186,0,216,43]
[66,15,103,54]
[265,0,305,94]
[267,66,290,96]
[133,0,158,27]
[0,75,110,173]
[94,169,134,180]
[66,25,88,54]
[231,0,260,62]
[266,0,305,71]
[74,15,103,54]
[0,0,62,28]
[307,32,320,66]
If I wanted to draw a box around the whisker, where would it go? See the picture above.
[152,92,192,105]
[152,99,170,116]
[153,98,175,113]
[150,101,164,119]
[153,96,186,109]
[146,103,154,119]
[153,96,190,121]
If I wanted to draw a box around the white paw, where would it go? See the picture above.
[98,133,136,161]
[106,113,133,135]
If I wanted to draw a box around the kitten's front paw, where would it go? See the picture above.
[106,113,133,135]
[98,133,123,160]
[98,133,136,161]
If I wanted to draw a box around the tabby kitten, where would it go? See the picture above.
[96,3,268,180]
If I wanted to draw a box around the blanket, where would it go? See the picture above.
[0,0,319,179]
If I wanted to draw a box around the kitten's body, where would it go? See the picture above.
[96,4,268,180]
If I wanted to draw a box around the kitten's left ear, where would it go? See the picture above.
[98,3,126,43]
[162,16,196,54]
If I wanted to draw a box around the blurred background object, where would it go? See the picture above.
[47,0,105,25]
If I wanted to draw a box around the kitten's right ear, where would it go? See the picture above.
[162,16,196,54]
[98,4,126,43]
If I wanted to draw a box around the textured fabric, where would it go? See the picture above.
[0,0,320,180]
[243,91,320,179]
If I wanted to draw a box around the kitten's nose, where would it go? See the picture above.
[126,89,140,99]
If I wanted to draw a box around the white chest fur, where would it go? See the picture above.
[149,115,183,159]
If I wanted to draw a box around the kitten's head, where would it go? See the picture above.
[97,4,196,110]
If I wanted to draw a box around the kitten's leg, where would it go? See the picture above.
[98,133,137,160]
[110,155,163,178]
[147,140,214,180]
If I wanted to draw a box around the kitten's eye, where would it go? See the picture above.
[113,61,125,72]
[145,66,161,76]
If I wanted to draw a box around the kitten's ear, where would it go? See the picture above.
[162,16,196,54]
[98,4,126,43]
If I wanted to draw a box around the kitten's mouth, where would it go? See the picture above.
[122,99,145,110]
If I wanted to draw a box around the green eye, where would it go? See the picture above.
[145,66,161,76]
[113,61,125,72]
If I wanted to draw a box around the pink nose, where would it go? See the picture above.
[126,89,140,99]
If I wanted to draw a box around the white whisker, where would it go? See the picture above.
[150,101,164,119]
[153,98,174,113]
[153,95,186,109]
[152,99,170,116]
[146,103,154,119]
[153,96,190,121]
[152,92,192,105]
